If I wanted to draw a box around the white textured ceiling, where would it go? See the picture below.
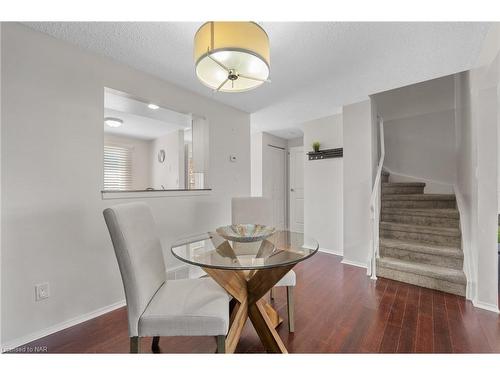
[25,22,490,137]
[104,89,190,140]
[103,108,185,140]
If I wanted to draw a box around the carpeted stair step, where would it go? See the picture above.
[376,257,466,296]
[381,208,460,228]
[380,221,461,246]
[379,238,463,269]
[376,177,466,296]
[382,182,425,195]
[382,194,456,209]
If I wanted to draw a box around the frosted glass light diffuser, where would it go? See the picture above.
[194,22,270,93]
[104,117,123,128]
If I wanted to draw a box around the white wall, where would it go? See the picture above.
[454,71,477,303]
[384,110,456,192]
[480,24,500,215]
[287,136,303,148]
[1,23,251,346]
[454,23,500,312]
[251,131,288,199]
[471,43,500,313]
[250,132,263,197]
[151,130,184,189]
[192,117,209,188]
[473,64,499,308]
[303,115,343,254]
[342,101,373,266]
[104,133,152,190]
[375,76,456,193]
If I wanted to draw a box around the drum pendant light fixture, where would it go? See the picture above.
[194,22,270,92]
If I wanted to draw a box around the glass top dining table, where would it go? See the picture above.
[171,229,319,354]
[172,228,319,353]
[171,230,319,270]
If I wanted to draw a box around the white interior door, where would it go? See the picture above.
[289,146,304,233]
[269,146,286,230]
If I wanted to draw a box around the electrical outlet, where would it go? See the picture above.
[35,282,50,301]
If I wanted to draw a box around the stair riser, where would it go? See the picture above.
[381,229,461,247]
[380,247,463,269]
[382,186,425,195]
[381,174,389,183]
[377,174,466,296]
[376,266,466,296]
[381,213,460,228]
[382,200,456,209]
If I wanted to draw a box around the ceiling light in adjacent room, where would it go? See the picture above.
[104,117,123,128]
[194,22,270,93]
[148,103,159,110]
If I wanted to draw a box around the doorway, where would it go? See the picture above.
[268,145,287,230]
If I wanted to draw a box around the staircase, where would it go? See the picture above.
[376,171,466,296]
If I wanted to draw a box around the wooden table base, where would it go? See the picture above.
[203,265,294,353]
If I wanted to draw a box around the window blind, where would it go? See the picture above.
[104,145,132,190]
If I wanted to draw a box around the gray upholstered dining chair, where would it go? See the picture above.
[231,197,296,332]
[103,202,230,353]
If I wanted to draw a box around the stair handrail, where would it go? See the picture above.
[369,116,385,279]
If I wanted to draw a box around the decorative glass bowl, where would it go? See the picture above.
[215,224,276,243]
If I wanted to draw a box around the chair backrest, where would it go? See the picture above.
[103,202,165,337]
[231,197,273,226]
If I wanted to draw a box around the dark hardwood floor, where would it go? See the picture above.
[13,252,500,353]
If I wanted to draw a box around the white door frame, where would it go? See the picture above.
[288,146,304,233]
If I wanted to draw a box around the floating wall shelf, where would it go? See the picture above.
[307,148,343,160]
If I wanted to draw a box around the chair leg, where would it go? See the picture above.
[130,336,140,353]
[152,336,160,353]
[286,286,295,333]
[269,287,275,302]
[216,335,226,354]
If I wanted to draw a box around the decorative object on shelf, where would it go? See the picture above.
[308,148,343,160]
[194,22,270,92]
[215,224,276,243]
[157,149,166,163]
[312,141,320,153]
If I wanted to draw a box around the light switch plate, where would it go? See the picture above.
[35,282,50,301]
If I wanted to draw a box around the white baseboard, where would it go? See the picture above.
[1,299,126,352]
[454,186,476,304]
[318,247,343,256]
[466,279,473,301]
[472,299,500,313]
[2,263,217,351]
[341,258,368,269]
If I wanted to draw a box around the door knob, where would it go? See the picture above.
[290,188,295,192]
